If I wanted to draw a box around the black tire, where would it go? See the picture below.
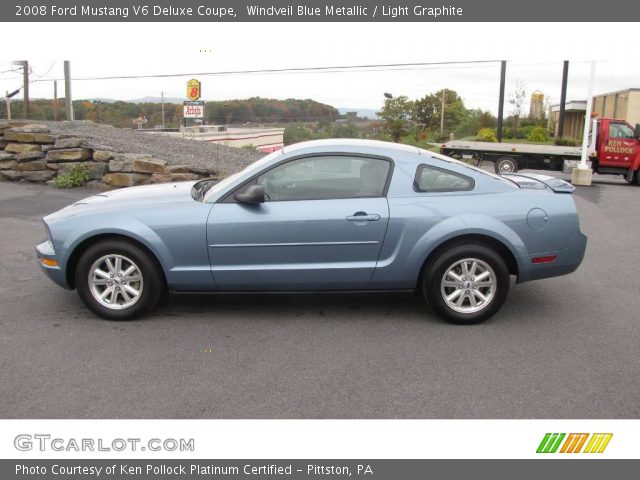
[421,243,510,325]
[625,170,639,185]
[75,239,165,320]
[494,156,518,175]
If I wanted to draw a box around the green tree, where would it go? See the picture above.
[379,96,413,142]
[412,89,466,134]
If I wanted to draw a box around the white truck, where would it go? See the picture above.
[439,117,640,184]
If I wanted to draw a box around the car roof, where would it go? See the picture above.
[282,138,422,156]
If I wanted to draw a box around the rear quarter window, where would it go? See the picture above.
[414,164,474,192]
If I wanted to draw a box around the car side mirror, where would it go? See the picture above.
[234,184,265,204]
[634,123,640,139]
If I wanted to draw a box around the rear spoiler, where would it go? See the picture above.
[502,173,575,193]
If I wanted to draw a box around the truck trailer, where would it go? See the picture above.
[440,118,640,184]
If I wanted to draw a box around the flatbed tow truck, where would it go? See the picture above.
[440,117,640,184]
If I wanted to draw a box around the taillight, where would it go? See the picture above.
[532,255,557,264]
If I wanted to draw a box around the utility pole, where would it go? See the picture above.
[4,89,20,120]
[64,60,74,121]
[557,61,569,138]
[440,89,446,134]
[161,91,165,128]
[497,60,506,142]
[12,61,29,119]
[571,61,596,187]
[53,80,58,121]
[5,91,12,120]
[580,62,596,168]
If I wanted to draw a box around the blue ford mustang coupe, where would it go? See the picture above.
[36,139,587,324]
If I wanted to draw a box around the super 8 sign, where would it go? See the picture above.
[187,79,201,101]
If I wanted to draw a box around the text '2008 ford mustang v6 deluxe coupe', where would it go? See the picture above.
[36,139,587,324]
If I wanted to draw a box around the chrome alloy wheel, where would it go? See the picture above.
[88,254,144,310]
[440,258,497,314]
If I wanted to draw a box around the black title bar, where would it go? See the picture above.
[3,0,639,22]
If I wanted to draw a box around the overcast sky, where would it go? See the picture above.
[1,22,638,115]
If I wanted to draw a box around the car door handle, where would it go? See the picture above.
[346,212,381,222]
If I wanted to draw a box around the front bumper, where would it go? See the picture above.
[36,240,70,289]
[517,229,588,283]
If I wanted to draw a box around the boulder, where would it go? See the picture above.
[188,166,218,177]
[150,173,201,183]
[55,161,108,180]
[5,143,42,154]
[167,165,193,174]
[92,150,115,162]
[33,133,57,144]
[4,131,56,143]
[101,173,150,187]
[109,155,167,174]
[15,151,44,162]
[46,148,92,162]
[21,170,56,182]
[53,137,83,149]
[15,160,48,171]
[85,180,112,191]
[7,124,49,134]
[0,160,17,170]
[0,121,28,133]
[0,170,21,180]
[0,169,55,182]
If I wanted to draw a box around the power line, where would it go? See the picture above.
[31,60,502,82]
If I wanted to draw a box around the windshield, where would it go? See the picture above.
[609,122,635,139]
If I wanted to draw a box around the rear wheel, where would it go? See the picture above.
[422,244,510,325]
[494,156,518,174]
[75,239,165,320]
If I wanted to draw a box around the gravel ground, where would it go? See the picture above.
[42,121,263,175]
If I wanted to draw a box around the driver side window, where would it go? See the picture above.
[253,155,391,201]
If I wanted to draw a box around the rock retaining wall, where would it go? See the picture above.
[0,121,218,189]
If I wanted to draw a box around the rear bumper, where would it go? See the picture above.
[35,240,71,289]
[517,229,587,283]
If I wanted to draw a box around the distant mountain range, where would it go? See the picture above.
[338,107,379,119]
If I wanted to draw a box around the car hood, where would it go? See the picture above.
[45,181,198,222]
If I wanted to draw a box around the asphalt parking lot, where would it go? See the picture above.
[1,173,639,419]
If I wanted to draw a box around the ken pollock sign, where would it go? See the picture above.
[5,0,640,22]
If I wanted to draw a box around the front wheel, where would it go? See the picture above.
[75,239,165,320]
[422,244,510,325]
[624,170,639,185]
[494,156,518,175]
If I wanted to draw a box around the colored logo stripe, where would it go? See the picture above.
[537,433,613,453]
[536,433,566,453]
[560,433,589,453]
[583,433,613,453]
